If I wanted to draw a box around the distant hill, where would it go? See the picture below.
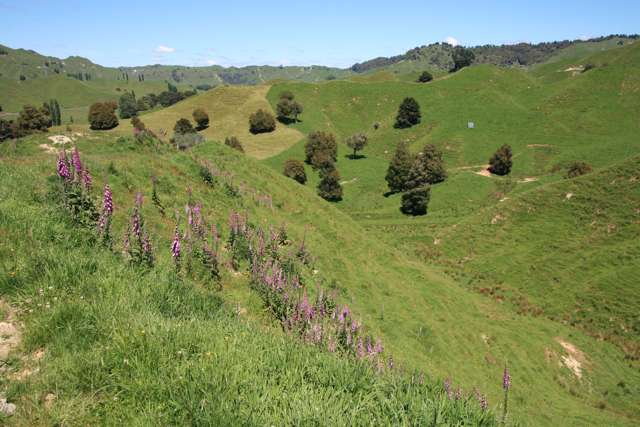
[350,34,639,73]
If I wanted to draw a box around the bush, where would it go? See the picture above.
[131,116,146,132]
[16,104,51,135]
[276,97,303,123]
[249,109,276,134]
[157,91,185,107]
[317,169,343,201]
[345,132,368,159]
[0,118,15,141]
[488,144,513,176]
[283,159,307,184]
[565,161,592,178]
[417,71,433,83]
[406,144,447,188]
[174,118,195,135]
[224,136,244,153]
[305,131,337,167]
[193,108,210,130]
[394,97,421,129]
[173,133,203,150]
[400,186,430,216]
[118,92,137,119]
[385,141,414,193]
[89,102,118,130]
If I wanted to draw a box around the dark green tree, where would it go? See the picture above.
[317,169,343,202]
[304,131,337,167]
[283,159,307,184]
[451,47,475,72]
[488,144,513,176]
[192,108,210,130]
[400,186,430,216]
[249,109,276,134]
[225,136,244,153]
[394,97,421,129]
[385,140,414,193]
[174,118,196,135]
[88,101,119,130]
[406,144,447,188]
[417,71,433,83]
[167,82,178,93]
[118,92,138,119]
[345,132,368,159]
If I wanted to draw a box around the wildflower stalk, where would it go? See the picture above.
[502,364,511,425]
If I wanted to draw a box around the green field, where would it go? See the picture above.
[0,37,639,426]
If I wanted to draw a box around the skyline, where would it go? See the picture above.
[1,0,638,68]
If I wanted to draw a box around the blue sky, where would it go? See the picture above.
[1,0,638,68]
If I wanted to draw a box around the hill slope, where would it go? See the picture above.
[0,133,638,425]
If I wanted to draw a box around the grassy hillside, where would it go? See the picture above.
[0,133,638,425]
[115,85,304,159]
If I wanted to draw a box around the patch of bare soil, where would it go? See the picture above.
[0,300,21,417]
[556,338,588,379]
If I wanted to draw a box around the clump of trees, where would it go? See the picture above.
[565,161,592,178]
[249,109,276,134]
[400,187,431,216]
[283,159,307,184]
[46,99,62,126]
[385,142,447,215]
[345,132,368,159]
[488,144,513,176]
[225,136,244,153]
[118,92,137,119]
[304,131,337,169]
[451,46,475,72]
[417,71,433,83]
[193,108,210,130]
[88,101,118,130]
[394,97,421,129]
[0,104,53,141]
[276,91,303,123]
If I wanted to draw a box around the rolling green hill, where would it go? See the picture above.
[1,130,639,425]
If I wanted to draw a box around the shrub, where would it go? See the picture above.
[224,136,244,153]
[385,141,414,193]
[565,161,592,178]
[345,132,368,159]
[193,108,209,129]
[174,118,195,135]
[0,118,15,141]
[394,97,421,129]
[417,71,433,83]
[317,169,343,201]
[157,90,185,107]
[16,104,51,135]
[488,144,513,176]
[249,109,276,134]
[88,102,118,130]
[406,144,447,188]
[400,186,430,216]
[304,131,337,167]
[173,133,203,150]
[131,116,146,132]
[118,92,137,119]
[283,159,307,184]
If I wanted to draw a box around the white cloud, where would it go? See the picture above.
[445,36,460,47]
[154,45,175,54]
[206,59,217,65]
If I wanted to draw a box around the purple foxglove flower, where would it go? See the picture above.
[103,184,113,215]
[56,151,71,181]
[444,378,452,399]
[71,146,82,174]
[171,228,181,259]
[503,365,511,391]
[82,169,92,189]
[135,192,143,208]
[374,340,383,355]
[454,387,462,401]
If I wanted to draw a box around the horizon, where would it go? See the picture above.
[1,0,639,68]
